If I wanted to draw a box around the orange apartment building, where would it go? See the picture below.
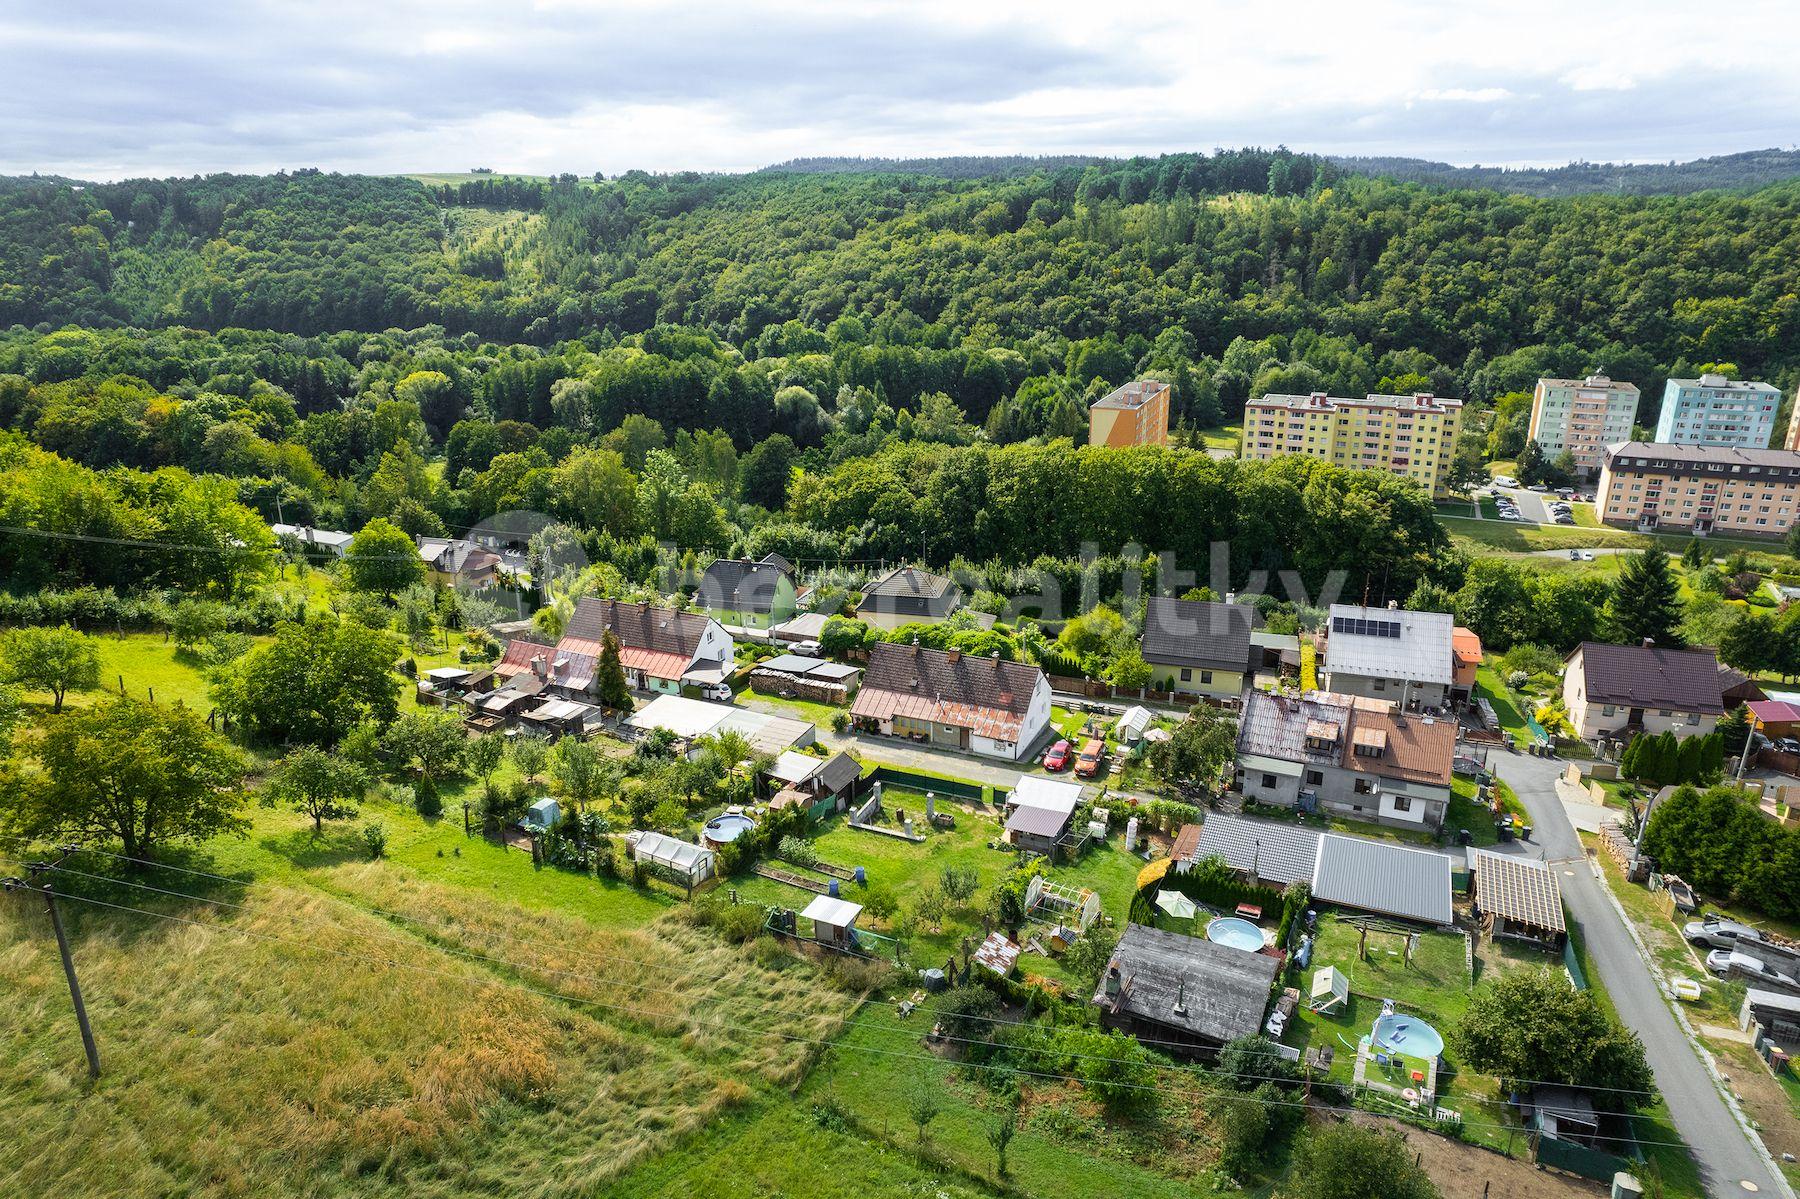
[1596,441,1800,536]
[1527,375,1639,477]
[1239,391,1463,496]
[1088,379,1170,447]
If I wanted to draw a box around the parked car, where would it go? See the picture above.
[1568,549,1584,561]
[1706,949,1794,985]
[1044,740,1072,771]
[1526,483,1550,492]
[1684,917,1764,950]
[699,681,734,702]
[790,639,824,658]
[1074,738,1106,778]
[1575,550,1595,561]
[1777,738,1800,754]
[1492,475,1518,488]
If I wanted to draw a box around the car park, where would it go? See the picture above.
[1684,916,1764,950]
[1044,740,1072,771]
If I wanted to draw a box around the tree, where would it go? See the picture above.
[907,1084,941,1147]
[1605,549,1684,648]
[169,598,228,651]
[1718,704,1752,756]
[1,625,101,714]
[597,629,632,710]
[1787,520,1800,563]
[940,862,979,905]
[1683,538,1709,569]
[1404,578,1454,613]
[345,517,425,596]
[739,434,797,509]
[16,699,246,859]
[551,736,615,812]
[986,1107,1017,1178]
[381,710,466,791]
[467,732,505,785]
[1105,647,1153,690]
[264,745,367,834]
[1060,923,1119,995]
[0,683,21,756]
[1452,966,1654,1101]
[1279,1122,1438,1199]
[1149,704,1238,791]
[509,734,550,786]
[211,616,401,746]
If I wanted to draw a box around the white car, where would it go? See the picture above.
[699,682,734,702]
[1492,475,1519,488]
[1575,550,1595,561]
[1707,949,1793,986]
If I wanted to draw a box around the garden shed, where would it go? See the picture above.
[629,830,717,892]
[524,797,560,831]
[801,894,863,948]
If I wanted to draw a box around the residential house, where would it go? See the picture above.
[1322,603,1455,710]
[417,536,502,588]
[1451,627,1482,704]
[857,566,967,631]
[1093,923,1279,1057]
[1560,641,1724,740]
[559,597,734,695]
[271,523,354,558]
[849,641,1052,760]
[1234,689,1457,830]
[1139,597,1258,699]
[695,553,799,629]
[1185,812,1454,925]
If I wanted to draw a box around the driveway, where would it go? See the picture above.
[1492,751,1787,1198]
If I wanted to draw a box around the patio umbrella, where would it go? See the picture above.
[1155,889,1197,919]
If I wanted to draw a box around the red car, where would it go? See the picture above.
[1044,740,1072,771]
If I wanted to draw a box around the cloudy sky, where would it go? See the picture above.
[4,0,1797,180]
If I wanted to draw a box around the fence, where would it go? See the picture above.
[1563,937,1589,991]
[1534,1133,1635,1182]
[866,766,994,804]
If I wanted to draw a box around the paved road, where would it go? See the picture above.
[1492,750,1785,1198]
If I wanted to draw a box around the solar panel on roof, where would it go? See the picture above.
[1332,616,1400,638]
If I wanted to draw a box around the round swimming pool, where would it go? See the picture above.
[1206,916,1266,952]
[1370,1012,1445,1060]
[702,813,756,845]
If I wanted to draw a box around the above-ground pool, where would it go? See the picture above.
[1206,916,1266,952]
[702,813,756,845]
[1370,1013,1445,1060]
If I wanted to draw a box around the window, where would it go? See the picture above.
[1392,795,1412,812]
[1371,678,1387,692]
[1686,713,1699,725]
[1353,779,1375,795]
[1201,670,1213,685]
[1261,773,1277,789]
[1179,668,1191,683]
[1602,704,1616,716]
[1305,769,1324,786]
[1657,709,1672,718]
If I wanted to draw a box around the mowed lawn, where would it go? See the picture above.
[19,630,226,713]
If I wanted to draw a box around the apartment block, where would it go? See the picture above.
[1239,391,1463,495]
[1654,375,1782,448]
[1596,441,1800,536]
[1527,375,1639,476]
[1088,379,1170,447]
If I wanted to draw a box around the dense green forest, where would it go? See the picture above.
[1332,148,1800,196]
[4,152,1799,427]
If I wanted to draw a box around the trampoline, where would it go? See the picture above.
[1370,1013,1445,1060]
[1206,916,1266,952]
[702,812,756,846]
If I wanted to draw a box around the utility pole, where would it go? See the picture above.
[5,863,100,1079]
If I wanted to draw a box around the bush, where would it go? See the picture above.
[1214,1086,1273,1177]
[936,985,1001,1045]
[361,822,387,859]
[413,777,443,818]
[777,835,818,868]
[689,896,770,943]
[830,710,850,734]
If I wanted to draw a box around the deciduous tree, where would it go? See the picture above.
[1,625,101,714]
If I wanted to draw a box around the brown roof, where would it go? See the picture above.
[850,642,1044,740]
[1570,642,1724,714]
[1471,850,1566,936]
[564,598,709,658]
[1171,823,1204,863]
[1341,706,1455,787]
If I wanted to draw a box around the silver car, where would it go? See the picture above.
[1685,917,1763,950]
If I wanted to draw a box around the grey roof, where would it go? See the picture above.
[1005,804,1073,838]
[1324,604,1454,687]
[1310,834,1453,925]
[860,566,960,620]
[696,555,794,614]
[1569,641,1723,714]
[563,597,711,659]
[813,751,863,795]
[1187,812,1321,884]
[1604,441,1800,472]
[1091,379,1169,411]
[1237,690,1349,766]
[757,654,859,681]
[772,612,831,640]
[1094,923,1278,1045]
[1140,597,1258,672]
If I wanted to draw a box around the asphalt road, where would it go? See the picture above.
[1492,750,1786,1198]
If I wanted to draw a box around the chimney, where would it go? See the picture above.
[947,647,961,664]
[992,650,1002,668]
[1104,964,1121,998]
[1642,637,1655,648]
[1172,973,1188,1017]
[531,654,546,678]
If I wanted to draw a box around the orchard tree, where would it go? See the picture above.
[345,517,425,596]
[1279,1123,1438,1199]
[264,745,368,834]
[381,710,466,791]
[211,616,402,745]
[551,735,616,813]
[1,625,101,714]
[16,699,246,859]
[1452,966,1654,1100]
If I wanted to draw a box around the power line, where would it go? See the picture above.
[13,881,1685,1149]
[54,848,1665,1103]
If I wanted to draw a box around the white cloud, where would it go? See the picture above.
[1,0,1795,179]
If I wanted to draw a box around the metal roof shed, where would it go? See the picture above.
[801,894,863,947]
[1469,849,1566,942]
[1311,835,1453,925]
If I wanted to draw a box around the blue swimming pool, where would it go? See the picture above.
[1206,916,1266,952]
[703,812,756,845]
[1370,1013,1445,1060]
